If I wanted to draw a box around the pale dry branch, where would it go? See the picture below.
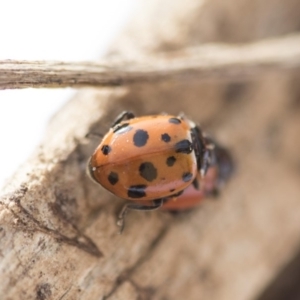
[1,34,300,90]
[2,0,300,299]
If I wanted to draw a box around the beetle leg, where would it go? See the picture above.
[117,199,164,234]
[200,149,212,177]
[111,111,135,127]
[199,135,217,177]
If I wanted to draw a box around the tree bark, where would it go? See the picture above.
[1,0,300,299]
[1,34,300,90]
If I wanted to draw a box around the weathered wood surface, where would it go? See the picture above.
[1,34,300,90]
[1,0,300,299]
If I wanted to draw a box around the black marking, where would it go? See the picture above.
[169,117,181,124]
[127,185,147,198]
[133,129,149,147]
[190,127,203,170]
[139,162,157,182]
[182,172,193,182]
[174,139,193,154]
[112,111,135,127]
[113,122,133,134]
[166,156,176,167]
[161,133,171,143]
[170,188,175,192]
[192,177,200,190]
[101,145,111,155]
[170,190,184,197]
[108,172,119,185]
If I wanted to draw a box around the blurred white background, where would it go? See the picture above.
[0,0,136,188]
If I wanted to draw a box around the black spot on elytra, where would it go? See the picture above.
[161,133,171,143]
[128,185,147,198]
[101,145,111,155]
[166,156,176,167]
[175,139,193,154]
[133,129,149,147]
[169,117,181,124]
[192,177,200,190]
[139,162,157,182]
[113,122,133,134]
[108,172,119,185]
[182,172,193,182]
[170,188,175,192]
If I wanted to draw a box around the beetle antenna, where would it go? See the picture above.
[85,132,103,139]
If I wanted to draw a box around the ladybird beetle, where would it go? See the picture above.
[87,111,233,232]
[161,142,233,211]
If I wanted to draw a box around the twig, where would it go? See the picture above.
[1,34,300,90]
